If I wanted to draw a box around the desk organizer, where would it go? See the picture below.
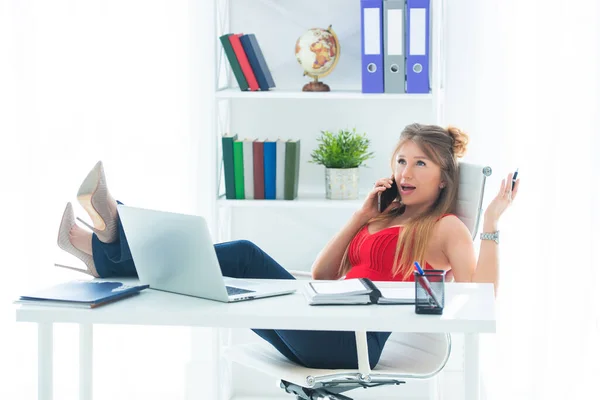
[414,270,447,315]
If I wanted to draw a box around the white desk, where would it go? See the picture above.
[16,279,495,400]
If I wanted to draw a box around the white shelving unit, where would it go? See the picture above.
[194,1,449,398]
[217,193,364,209]
[208,0,447,245]
[216,87,436,100]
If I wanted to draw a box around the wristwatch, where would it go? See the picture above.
[480,231,499,244]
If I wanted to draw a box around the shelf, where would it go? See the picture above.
[215,88,434,100]
[217,193,365,209]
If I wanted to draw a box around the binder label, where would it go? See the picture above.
[409,8,427,55]
[364,8,381,55]
[388,9,403,55]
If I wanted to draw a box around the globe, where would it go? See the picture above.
[295,25,340,91]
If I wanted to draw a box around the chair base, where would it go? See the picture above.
[280,379,406,400]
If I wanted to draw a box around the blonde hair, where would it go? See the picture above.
[339,123,469,279]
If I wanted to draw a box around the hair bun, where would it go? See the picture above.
[446,126,469,158]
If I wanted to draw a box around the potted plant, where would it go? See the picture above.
[309,128,374,200]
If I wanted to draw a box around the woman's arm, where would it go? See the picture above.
[311,211,370,280]
[311,176,398,280]
[443,172,520,296]
[441,216,499,293]
[472,218,500,291]
[439,216,477,282]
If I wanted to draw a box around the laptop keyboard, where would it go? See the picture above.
[226,286,255,296]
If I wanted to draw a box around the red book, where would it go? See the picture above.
[229,33,260,91]
[253,140,265,199]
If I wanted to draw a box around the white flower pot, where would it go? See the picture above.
[325,168,359,200]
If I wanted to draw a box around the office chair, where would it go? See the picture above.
[223,162,492,400]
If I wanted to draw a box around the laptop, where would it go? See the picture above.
[117,205,296,302]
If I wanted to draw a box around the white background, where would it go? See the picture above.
[1,1,599,399]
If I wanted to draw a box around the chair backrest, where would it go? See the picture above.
[453,162,491,240]
[381,167,490,379]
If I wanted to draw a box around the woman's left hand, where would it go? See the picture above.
[484,171,520,223]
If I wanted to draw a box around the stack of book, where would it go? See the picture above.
[220,33,276,91]
[15,280,149,309]
[222,135,300,200]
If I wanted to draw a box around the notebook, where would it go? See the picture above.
[15,280,149,309]
[303,278,415,305]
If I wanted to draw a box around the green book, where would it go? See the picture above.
[233,140,245,199]
[219,34,249,91]
[221,133,238,199]
[284,139,301,200]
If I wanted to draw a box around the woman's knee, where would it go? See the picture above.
[216,239,260,255]
[235,239,258,251]
[230,240,262,260]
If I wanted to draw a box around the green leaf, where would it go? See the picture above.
[309,128,374,168]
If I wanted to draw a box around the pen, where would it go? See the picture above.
[512,168,519,190]
[413,262,442,308]
[414,261,425,275]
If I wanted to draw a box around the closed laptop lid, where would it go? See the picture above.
[116,205,230,302]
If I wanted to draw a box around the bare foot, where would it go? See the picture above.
[69,223,93,256]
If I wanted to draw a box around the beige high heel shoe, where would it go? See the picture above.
[55,202,100,277]
[76,161,118,243]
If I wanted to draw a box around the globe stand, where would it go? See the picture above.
[302,77,330,92]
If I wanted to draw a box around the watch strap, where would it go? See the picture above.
[480,231,499,244]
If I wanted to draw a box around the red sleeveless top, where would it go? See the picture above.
[344,214,454,282]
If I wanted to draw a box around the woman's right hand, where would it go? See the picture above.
[356,177,397,221]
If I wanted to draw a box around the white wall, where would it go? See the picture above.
[1,1,199,399]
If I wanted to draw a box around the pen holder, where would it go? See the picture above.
[414,270,447,315]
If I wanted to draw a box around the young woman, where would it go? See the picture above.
[56,123,520,370]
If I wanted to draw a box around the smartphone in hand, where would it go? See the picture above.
[512,168,519,190]
[378,179,399,213]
